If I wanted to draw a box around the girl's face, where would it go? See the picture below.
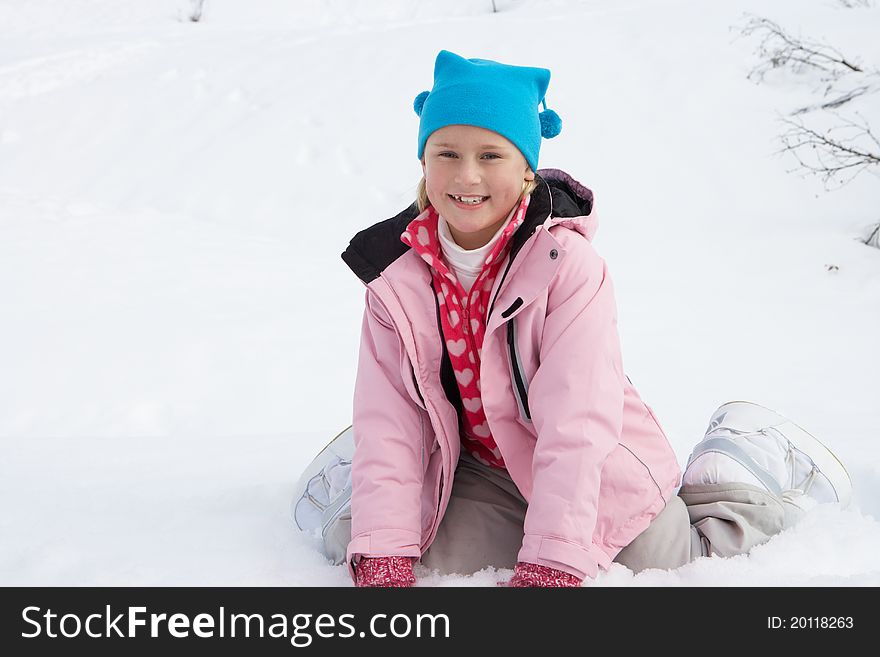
[422,124,535,250]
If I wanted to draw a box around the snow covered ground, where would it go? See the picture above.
[1,0,878,586]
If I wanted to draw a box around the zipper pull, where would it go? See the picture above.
[501,297,524,318]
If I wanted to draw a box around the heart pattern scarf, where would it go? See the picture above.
[400,195,530,468]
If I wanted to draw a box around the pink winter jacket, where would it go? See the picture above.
[340,169,682,583]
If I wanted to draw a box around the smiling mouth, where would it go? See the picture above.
[448,194,489,205]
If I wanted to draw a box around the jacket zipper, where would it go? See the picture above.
[488,179,555,422]
[504,300,531,421]
[426,279,448,545]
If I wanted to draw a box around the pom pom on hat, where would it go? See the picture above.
[539,104,562,139]
[413,91,430,117]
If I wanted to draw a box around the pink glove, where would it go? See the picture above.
[355,556,417,588]
[502,562,583,588]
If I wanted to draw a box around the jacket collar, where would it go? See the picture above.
[340,169,596,286]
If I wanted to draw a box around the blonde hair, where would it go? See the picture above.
[416,175,538,212]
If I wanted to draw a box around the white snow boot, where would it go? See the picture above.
[682,401,852,512]
[291,425,355,564]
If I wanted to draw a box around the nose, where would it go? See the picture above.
[454,159,482,186]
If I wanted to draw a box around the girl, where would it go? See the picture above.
[297,49,852,587]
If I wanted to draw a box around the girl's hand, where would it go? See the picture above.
[499,562,583,588]
[354,556,417,588]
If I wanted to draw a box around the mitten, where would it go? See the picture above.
[503,561,582,588]
[354,556,417,588]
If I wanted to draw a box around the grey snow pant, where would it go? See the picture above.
[417,449,805,576]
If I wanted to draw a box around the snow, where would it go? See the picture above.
[1,0,878,586]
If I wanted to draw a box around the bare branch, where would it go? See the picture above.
[837,0,874,8]
[737,10,879,247]
[737,15,863,86]
[791,81,880,115]
[775,112,880,189]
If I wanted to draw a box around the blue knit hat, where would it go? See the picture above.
[413,50,561,172]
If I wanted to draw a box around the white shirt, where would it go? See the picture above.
[437,203,518,294]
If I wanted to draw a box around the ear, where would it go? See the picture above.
[524,168,535,181]
[421,158,427,176]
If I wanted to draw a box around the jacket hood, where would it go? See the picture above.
[538,168,598,242]
[341,168,596,285]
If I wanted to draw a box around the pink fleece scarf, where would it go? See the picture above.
[400,195,530,468]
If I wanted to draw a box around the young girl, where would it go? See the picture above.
[301,49,852,587]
